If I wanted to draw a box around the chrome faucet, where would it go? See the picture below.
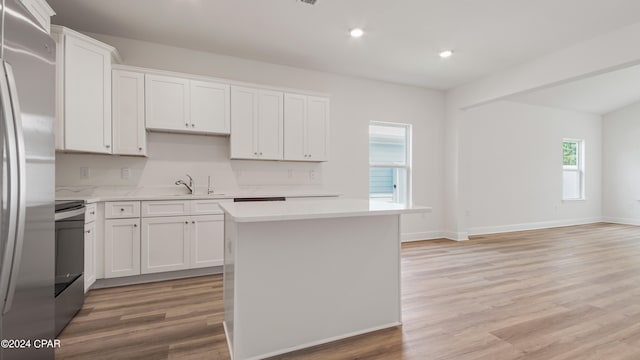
[207,175,214,195]
[175,174,194,194]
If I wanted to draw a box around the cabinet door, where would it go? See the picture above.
[63,35,112,153]
[105,218,141,278]
[84,221,96,291]
[145,74,190,132]
[283,93,306,161]
[230,86,258,159]
[306,96,330,161]
[257,90,284,160]
[190,80,230,134]
[190,215,224,268]
[112,70,146,156]
[141,216,190,274]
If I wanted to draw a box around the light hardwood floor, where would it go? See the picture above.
[56,223,640,359]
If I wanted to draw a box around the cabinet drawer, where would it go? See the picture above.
[190,200,224,215]
[142,200,190,217]
[85,203,97,223]
[105,201,141,219]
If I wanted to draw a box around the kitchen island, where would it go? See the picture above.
[220,198,431,360]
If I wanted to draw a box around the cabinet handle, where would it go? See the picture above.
[105,145,110,149]
[191,124,195,128]
[85,229,91,234]
[133,224,137,227]
[192,220,195,224]
[120,208,125,212]
[185,123,189,127]
[259,152,263,155]
[90,211,95,215]
[138,147,143,151]
[185,221,189,224]
[254,152,258,155]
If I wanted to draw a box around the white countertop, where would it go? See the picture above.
[220,198,432,222]
[55,186,339,203]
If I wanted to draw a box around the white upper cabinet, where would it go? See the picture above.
[230,86,283,160]
[145,74,230,135]
[257,90,284,160]
[284,94,329,162]
[190,80,230,134]
[305,96,330,161]
[112,70,146,156]
[230,86,258,159]
[283,94,306,161]
[145,74,190,132]
[52,26,118,154]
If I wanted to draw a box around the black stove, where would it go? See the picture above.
[55,200,84,213]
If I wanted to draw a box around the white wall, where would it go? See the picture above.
[602,101,640,224]
[443,21,640,238]
[463,101,602,235]
[55,33,446,240]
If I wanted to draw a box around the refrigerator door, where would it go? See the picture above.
[1,0,56,359]
[0,55,20,347]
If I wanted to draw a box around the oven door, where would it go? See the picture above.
[54,207,84,297]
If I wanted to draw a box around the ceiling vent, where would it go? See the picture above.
[298,0,317,5]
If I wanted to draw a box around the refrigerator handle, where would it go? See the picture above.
[2,62,26,314]
[0,60,19,314]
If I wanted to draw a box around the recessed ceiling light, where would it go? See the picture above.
[439,50,454,59]
[350,28,364,38]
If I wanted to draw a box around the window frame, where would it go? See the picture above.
[562,138,585,201]
[369,121,412,205]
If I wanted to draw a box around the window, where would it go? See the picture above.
[562,139,584,200]
[369,122,411,204]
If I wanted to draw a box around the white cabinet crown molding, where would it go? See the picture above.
[112,64,330,99]
[51,25,122,63]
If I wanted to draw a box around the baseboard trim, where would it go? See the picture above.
[401,231,446,242]
[400,231,470,242]
[602,217,640,226]
[92,266,222,289]
[442,231,469,241]
[467,217,603,236]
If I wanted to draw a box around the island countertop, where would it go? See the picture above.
[219,198,432,222]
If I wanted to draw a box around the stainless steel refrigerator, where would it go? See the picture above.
[0,0,56,358]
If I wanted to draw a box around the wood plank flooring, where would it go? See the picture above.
[56,223,640,359]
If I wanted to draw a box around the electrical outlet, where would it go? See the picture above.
[309,169,316,180]
[80,167,89,179]
[288,169,293,179]
[121,167,131,179]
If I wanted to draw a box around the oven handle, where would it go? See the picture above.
[55,207,86,221]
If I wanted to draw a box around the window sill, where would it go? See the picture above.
[562,198,587,202]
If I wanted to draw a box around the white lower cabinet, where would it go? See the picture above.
[141,214,224,273]
[84,221,96,292]
[104,218,141,278]
[141,216,190,274]
[190,215,224,268]
[102,199,225,279]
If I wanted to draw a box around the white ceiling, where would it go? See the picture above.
[47,0,640,90]
[508,64,640,115]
